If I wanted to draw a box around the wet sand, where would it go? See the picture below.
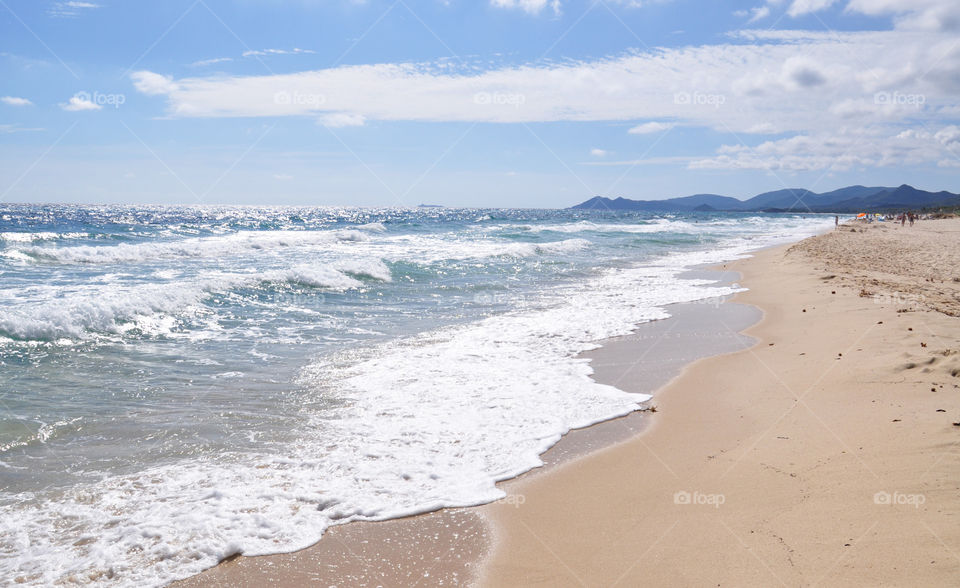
[178,269,760,586]
[482,218,960,586]
[183,219,960,587]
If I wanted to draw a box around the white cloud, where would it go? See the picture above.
[190,50,314,68]
[131,71,179,96]
[628,121,675,134]
[60,93,101,111]
[590,148,608,157]
[846,0,960,31]
[490,0,561,16]
[273,173,294,181]
[935,125,960,146]
[135,29,960,127]
[781,0,960,30]
[243,48,316,57]
[690,124,960,171]
[131,28,960,171]
[318,112,367,127]
[737,0,786,18]
[745,122,779,134]
[1,96,32,106]
[787,0,838,17]
[190,57,234,67]
[47,1,100,18]
[750,5,772,22]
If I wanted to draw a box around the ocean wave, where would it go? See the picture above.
[379,236,592,264]
[518,219,701,234]
[0,232,90,243]
[0,417,83,453]
[334,258,393,282]
[262,267,364,291]
[492,216,803,236]
[0,280,214,341]
[0,208,838,586]
[11,228,382,265]
[0,249,758,587]
[354,222,387,233]
[474,237,591,259]
[260,260,392,291]
[0,260,392,341]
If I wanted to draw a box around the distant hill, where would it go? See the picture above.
[667,194,746,209]
[739,188,816,210]
[571,185,960,213]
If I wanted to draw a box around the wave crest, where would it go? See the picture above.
[0,260,392,342]
[12,228,381,265]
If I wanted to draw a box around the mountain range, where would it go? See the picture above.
[571,185,960,213]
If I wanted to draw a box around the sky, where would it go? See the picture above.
[1,0,959,207]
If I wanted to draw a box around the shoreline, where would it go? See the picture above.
[178,259,767,586]
[481,219,960,586]
[177,218,960,587]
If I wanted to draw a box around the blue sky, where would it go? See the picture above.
[1,0,959,207]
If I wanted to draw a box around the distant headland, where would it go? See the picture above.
[571,185,960,213]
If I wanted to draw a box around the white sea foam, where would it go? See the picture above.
[355,222,387,232]
[367,235,592,263]
[0,232,89,243]
[520,219,699,234]
[0,282,210,340]
[334,258,393,281]
[12,228,381,265]
[0,260,392,341]
[469,237,591,259]
[7,223,588,269]
[0,213,835,586]
[262,266,363,291]
[491,216,812,237]
[0,239,779,586]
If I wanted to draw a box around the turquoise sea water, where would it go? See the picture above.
[0,205,833,585]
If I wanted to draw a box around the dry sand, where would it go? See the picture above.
[482,218,960,586]
[182,218,960,587]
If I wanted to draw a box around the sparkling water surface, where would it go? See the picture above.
[0,204,833,585]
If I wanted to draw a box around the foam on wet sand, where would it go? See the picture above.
[482,217,960,586]
[188,217,960,586]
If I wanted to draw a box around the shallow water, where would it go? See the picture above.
[0,205,833,585]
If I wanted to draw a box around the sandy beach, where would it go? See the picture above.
[482,217,960,586]
[7,2,960,584]
[183,217,960,587]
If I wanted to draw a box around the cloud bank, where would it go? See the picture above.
[132,23,960,171]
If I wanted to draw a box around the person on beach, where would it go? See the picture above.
[835,215,839,229]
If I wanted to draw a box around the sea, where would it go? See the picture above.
[0,204,834,585]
